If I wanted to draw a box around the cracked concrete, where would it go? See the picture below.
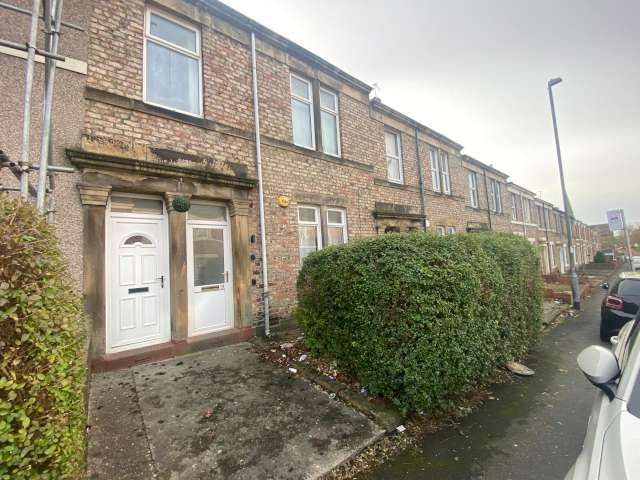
[88,343,383,479]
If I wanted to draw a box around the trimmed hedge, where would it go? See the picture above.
[296,232,542,413]
[0,195,86,479]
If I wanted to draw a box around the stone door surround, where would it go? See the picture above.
[72,149,257,361]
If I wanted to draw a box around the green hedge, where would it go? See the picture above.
[296,232,542,413]
[0,195,86,479]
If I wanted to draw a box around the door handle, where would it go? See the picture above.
[157,275,164,288]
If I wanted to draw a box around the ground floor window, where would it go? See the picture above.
[298,205,322,261]
[446,226,456,235]
[436,226,446,236]
[327,208,347,245]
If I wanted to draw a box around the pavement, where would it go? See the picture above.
[361,278,613,480]
[87,343,383,480]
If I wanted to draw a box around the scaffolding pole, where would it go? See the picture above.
[18,0,40,198]
[0,0,76,219]
[35,0,63,212]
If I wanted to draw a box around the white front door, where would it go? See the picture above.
[187,218,234,336]
[108,215,170,352]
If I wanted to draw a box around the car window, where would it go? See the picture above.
[617,280,640,297]
[619,320,640,374]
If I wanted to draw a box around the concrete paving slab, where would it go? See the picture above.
[88,343,383,480]
[87,370,156,479]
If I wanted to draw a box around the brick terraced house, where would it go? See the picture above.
[0,0,600,366]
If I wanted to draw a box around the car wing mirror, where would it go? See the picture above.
[602,282,609,289]
[577,345,620,400]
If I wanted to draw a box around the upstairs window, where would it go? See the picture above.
[319,88,340,156]
[384,130,403,183]
[537,205,544,226]
[290,75,341,156]
[291,74,315,149]
[468,171,479,208]
[523,199,532,223]
[429,147,451,194]
[488,179,502,213]
[511,193,523,221]
[144,8,201,116]
[298,205,321,261]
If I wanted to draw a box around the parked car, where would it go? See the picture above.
[600,272,640,341]
[565,317,640,479]
[632,256,640,272]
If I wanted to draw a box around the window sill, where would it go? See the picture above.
[373,178,420,192]
[143,99,203,119]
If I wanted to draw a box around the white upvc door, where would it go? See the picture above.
[186,219,234,336]
[107,214,171,353]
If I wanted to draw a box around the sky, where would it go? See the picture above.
[221,0,640,225]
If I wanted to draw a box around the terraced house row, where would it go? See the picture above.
[0,0,600,366]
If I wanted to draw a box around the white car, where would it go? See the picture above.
[632,256,640,272]
[566,318,640,479]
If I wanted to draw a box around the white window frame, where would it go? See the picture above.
[290,73,316,150]
[326,208,348,245]
[319,87,341,157]
[440,151,451,194]
[511,193,520,221]
[435,226,446,236]
[143,7,203,117]
[468,171,479,208]
[297,205,322,261]
[489,179,502,213]
[385,130,404,184]
[446,226,456,235]
[429,148,441,192]
[523,198,532,224]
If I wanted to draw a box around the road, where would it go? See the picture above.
[362,284,609,480]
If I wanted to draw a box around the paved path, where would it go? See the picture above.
[88,343,383,480]
[363,285,610,480]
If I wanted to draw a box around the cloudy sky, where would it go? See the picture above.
[222,0,639,225]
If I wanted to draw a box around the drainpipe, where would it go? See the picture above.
[250,32,270,336]
[414,127,427,231]
[482,168,492,230]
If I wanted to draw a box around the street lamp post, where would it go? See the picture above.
[548,77,580,310]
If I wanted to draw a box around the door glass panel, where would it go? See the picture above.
[123,234,153,246]
[188,204,227,222]
[111,196,164,215]
[192,228,224,286]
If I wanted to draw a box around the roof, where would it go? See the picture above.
[371,100,463,150]
[461,155,509,179]
[507,181,536,197]
[200,1,467,151]
[199,0,372,94]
